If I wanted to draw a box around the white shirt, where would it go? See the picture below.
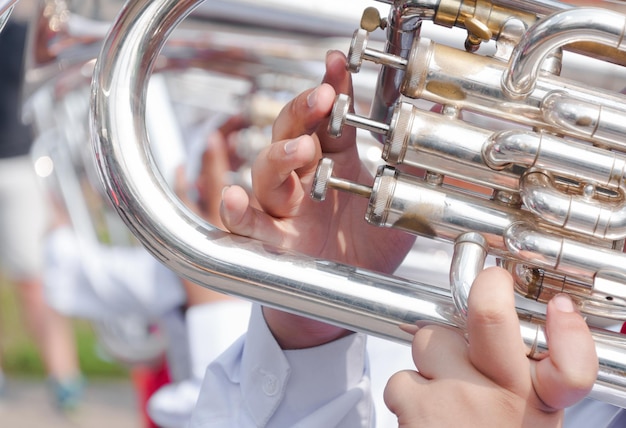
[43,226,191,381]
[565,399,625,428]
[190,303,622,428]
[190,304,419,427]
[191,304,375,427]
[43,226,186,319]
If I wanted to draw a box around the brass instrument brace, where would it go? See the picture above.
[435,0,537,51]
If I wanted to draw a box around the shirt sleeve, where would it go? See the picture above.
[43,226,186,319]
[189,303,374,428]
[565,398,625,428]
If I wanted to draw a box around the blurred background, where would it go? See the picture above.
[0,0,388,427]
[0,0,138,426]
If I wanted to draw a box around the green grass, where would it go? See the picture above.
[0,278,128,379]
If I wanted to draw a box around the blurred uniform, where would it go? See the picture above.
[0,19,83,411]
[0,20,46,281]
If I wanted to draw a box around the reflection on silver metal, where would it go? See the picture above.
[450,232,488,322]
[90,0,626,409]
[0,0,15,33]
[366,0,568,128]
[502,8,626,99]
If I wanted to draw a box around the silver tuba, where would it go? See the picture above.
[90,0,626,407]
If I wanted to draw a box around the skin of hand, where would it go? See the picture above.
[174,115,251,230]
[219,50,416,349]
[384,266,598,428]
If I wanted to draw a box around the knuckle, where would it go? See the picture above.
[470,303,508,326]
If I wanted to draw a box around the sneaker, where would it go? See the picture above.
[49,375,85,411]
[147,378,202,428]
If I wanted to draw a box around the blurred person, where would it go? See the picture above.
[146,116,256,428]
[43,116,254,427]
[0,17,83,410]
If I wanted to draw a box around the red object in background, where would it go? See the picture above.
[621,322,626,335]
[130,359,171,428]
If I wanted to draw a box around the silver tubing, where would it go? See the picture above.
[334,96,626,241]
[503,7,626,99]
[367,0,564,130]
[450,232,488,322]
[360,33,626,151]
[90,0,626,409]
[0,0,14,32]
[521,171,626,240]
[368,0,437,135]
[492,0,569,15]
[90,0,460,344]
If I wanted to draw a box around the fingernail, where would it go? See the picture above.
[307,87,318,109]
[221,185,230,199]
[284,137,301,154]
[399,323,419,335]
[552,293,575,313]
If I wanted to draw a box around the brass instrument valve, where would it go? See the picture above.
[312,158,373,202]
[328,94,391,139]
[346,29,408,74]
[327,94,413,166]
[347,29,368,73]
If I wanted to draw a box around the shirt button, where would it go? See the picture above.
[262,373,280,396]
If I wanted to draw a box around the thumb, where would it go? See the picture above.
[532,294,598,409]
